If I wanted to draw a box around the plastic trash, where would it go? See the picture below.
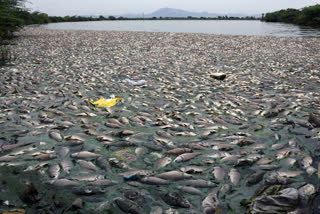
[123,174,139,181]
[89,97,122,108]
[124,79,147,86]
[3,209,25,214]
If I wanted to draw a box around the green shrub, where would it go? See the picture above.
[0,44,12,65]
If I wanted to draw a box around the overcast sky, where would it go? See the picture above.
[26,0,320,16]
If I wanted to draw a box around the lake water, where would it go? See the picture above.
[44,20,320,37]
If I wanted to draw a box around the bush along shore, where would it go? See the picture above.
[262,4,320,27]
[0,27,320,213]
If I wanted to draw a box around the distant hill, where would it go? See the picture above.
[146,8,218,18]
[110,8,260,18]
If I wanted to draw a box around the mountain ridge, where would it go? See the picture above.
[113,8,261,18]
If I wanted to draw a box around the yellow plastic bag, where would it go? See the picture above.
[89,97,122,108]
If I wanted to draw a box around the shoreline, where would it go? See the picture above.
[0,26,320,213]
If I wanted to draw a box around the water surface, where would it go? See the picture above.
[44,20,320,37]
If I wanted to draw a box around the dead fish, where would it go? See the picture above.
[108,158,131,169]
[114,197,144,214]
[140,177,171,185]
[61,159,73,174]
[120,117,130,125]
[202,190,219,214]
[257,157,273,165]
[49,130,63,142]
[88,179,119,186]
[306,166,317,175]
[85,129,99,136]
[230,139,255,146]
[229,168,241,185]
[300,155,312,169]
[308,112,320,127]
[257,164,281,170]
[271,142,288,151]
[220,155,240,164]
[64,135,86,142]
[47,164,60,179]
[295,119,313,129]
[156,130,173,138]
[57,146,70,158]
[81,118,90,124]
[96,157,111,172]
[24,161,48,171]
[70,151,101,159]
[183,179,216,188]
[154,137,175,148]
[277,170,304,178]
[51,179,80,187]
[71,174,104,181]
[39,111,47,118]
[175,131,196,137]
[160,192,191,208]
[212,166,226,182]
[164,148,192,155]
[212,144,235,151]
[77,160,99,171]
[176,186,202,195]
[155,157,172,169]
[180,165,208,174]
[105,122,122,128]
[119,170,153,177]
[288,139,297,148]
[96,135,114,142]
[220,184,232,195]
[108,118,123,126]
[28,154,57,161]
[276,149,291,160]
[57,121,75,129]
[202,129,217,136]
[246,171,265,186]
[0,142,32,153]
[135,147,145,157]
[112,130,135,137]
[174,152,200,163]
[155,170,192,180]
[284,158,297,166]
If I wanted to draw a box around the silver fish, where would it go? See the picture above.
[229,168,241,185]
[88,179,119,186]
[177,186,202,195]
[140,177,171,185]
[155,170,192,180]
[174,152,200,163]
[47,164,60,179]
[77,160,98,171]
[156,157,172,169]
[49,130,63,142]
[60,159,73,174]
[202,190,219,214]
[212,166,226,182]
[183,179,216,188]
[51,179,79,187]
[70,151,101,159]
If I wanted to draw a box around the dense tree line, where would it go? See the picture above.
[0,0,110,40]
[0,0,25,39]
[262,4,320,26]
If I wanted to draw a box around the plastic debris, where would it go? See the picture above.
[3,209,25,214]
[124,79,147,86]
[89,97,122,108]
[123,174,139,181]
